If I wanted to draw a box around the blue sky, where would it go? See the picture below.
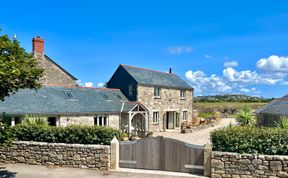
[1,0,288,98]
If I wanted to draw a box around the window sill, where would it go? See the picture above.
[152,122,159,125]
[154,96,161,99]
[180,97,186,100]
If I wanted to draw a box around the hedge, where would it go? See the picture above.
[9,125,121,145]
[211,126,288,155]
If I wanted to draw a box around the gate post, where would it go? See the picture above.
[110,137,119,170]
[204,143,212,176]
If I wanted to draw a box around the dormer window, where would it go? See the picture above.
[180,90,186,99]
[154,86,161,98]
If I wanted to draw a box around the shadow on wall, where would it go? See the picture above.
[0,167,17,178]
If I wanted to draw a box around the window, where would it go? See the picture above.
[180,90,186,99]
[153,112,159,124]
[64,90,74,99]
[183,111,188,120]
[128,85,133,95]
[94,116,108,127]
[154,86,161,98]
[175,113,180,128]
[48,117,57,126]
[100,93,110,100]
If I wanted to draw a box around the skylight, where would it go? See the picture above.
[64,90,74,99]
[100,93,110,100]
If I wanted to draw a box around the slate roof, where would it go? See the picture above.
[121,65,193,90]
[256,94,288,116]
[0,86,137,116]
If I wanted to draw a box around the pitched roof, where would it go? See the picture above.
[0,86,129,116]
[256,94,288,116]
[45,55,77,80]
[120,64,193,90]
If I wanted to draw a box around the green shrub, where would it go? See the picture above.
[275,116,288,129]
[199,113,213,119]
[211,126,288,155]
[10,125,121,145]
[22,115,47,126]
[236,106,255,126]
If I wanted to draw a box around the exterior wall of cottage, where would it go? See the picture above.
[256,113,280,127]
[34,53,76,86]
[137,85,193,132]
[58,114,120,129]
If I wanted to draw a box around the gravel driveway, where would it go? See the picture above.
[153,118,237,145]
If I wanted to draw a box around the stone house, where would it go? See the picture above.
[32,36,77,86]
[256,95,288,127]
[0,86,148,135]
[0,36,194,135]
[107,64,194,132]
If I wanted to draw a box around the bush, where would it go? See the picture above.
[236,106,255,126]
[275,116,288,129]
[10,125,121,145]
[22,115,47,126]
[211,126,288,155]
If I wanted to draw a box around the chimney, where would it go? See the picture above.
[32,36,44,54]
[169,68,172,73]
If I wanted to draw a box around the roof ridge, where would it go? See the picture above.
[42,84,120,91]
[120,64,174,75]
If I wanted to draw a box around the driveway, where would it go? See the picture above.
[153,118,237,145]
[0,164,207,178]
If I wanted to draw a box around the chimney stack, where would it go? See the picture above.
[32,36,44,54]
[169,68,172,73]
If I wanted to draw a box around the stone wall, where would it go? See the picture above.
[211,151,288,178]
[137,85,193,132]
[0,141,110,170]
[35,53,76,87]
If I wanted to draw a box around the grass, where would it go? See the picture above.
[194,102,268,117]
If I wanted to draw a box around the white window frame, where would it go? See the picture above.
[154,86,161,98]
[180,90,186,99]
[94,115,108,127]
[152,112,159,124]
[183,111,188,120]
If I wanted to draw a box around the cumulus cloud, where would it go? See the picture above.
[167,46,193,55]
[185,57,288,96]
[84,82,93,87]
[257,55,288,72]
[204,54,213,59]
[224,61,239,68]
[97,82,105,88]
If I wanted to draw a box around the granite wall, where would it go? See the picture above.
[0,141,110,170]
[211,151,288,178]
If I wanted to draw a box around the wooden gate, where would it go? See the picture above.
[119,136,204,174]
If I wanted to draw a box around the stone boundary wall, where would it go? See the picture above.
[211,151,288,178]
[0,141,110,170]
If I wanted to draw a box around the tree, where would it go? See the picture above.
[0,32,43,101]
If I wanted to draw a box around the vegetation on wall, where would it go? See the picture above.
[9,124,121,145]
[211,126,288,155]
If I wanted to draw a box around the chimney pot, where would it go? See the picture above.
[32,36,44,54]
[169,68,172,73]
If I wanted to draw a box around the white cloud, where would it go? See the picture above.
[224,61,239,68]
[84,82,93,87]
[185,58,288,96]
[204,54,212,59]
[167,46,193,55]
[97,82,105,88]
[257,55,288,72]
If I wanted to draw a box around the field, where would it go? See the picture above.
[194,102,268,117]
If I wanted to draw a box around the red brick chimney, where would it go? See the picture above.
[32,36,44,54]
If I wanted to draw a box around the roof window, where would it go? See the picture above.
[64,90,74,99]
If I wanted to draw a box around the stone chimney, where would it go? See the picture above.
[32,36,44,54]
[169,68,172,73]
